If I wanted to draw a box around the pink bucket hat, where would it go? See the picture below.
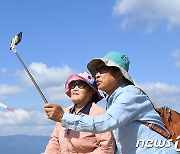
[65,72,102,102]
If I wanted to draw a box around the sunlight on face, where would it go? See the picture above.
[95,63,121,95]
[70,81,91,105]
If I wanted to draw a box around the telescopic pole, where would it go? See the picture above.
[10,32,48,104]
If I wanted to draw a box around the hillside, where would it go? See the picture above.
[0,135,50,154]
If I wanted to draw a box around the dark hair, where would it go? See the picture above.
[110,66,120,73]
[91,93,100,103]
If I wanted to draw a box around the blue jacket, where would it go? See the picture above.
[62,84,178,153]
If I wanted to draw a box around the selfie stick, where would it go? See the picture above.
[10,32,48,104]
[0,102,14,112]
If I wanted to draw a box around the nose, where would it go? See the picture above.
[73,85,79,89]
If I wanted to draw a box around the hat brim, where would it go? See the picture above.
[87,58,134,85]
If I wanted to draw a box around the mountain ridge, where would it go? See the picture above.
[0,134,50,154]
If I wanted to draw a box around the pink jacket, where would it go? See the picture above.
[44,103,115,154]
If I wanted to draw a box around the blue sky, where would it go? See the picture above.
[0,0,180,136]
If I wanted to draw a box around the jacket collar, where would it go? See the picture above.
[69,102,93,115]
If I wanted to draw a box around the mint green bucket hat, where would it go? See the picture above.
[87,51,134,85]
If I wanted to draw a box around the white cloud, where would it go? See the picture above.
[171,50,180,69]
[0,109,55,136]
[137,82,180,111]
[113,0,180,32]
[45,85,71,102]
[0,84,24,101]
[16,62,75,102]
[17,62,74,87]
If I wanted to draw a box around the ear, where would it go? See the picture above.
[116,71,123,80]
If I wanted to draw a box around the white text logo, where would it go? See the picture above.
[136,135,180,152]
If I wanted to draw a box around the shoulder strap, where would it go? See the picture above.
[137,120,171,139]
[136,87,172,139]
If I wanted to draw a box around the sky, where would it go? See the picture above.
[0,0,180,136]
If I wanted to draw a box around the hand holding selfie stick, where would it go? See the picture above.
[10,32,48,104]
